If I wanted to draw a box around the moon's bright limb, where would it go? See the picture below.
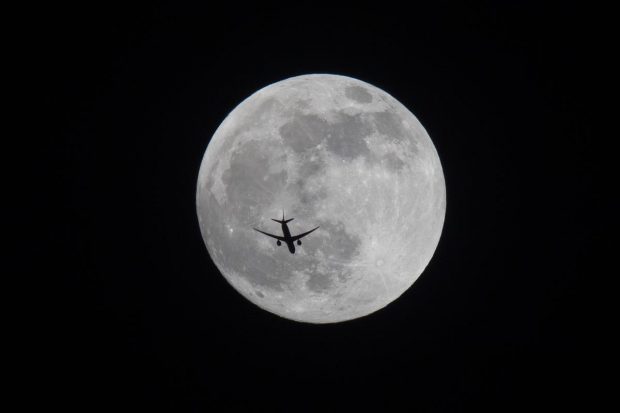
[196,74,446,323]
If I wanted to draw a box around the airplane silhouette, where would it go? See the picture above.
[253,211,319,254]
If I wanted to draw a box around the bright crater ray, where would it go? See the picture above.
[196,74,446,323]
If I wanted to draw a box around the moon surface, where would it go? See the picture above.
[196,74,446,323]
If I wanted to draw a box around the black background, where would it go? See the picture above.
[39,1,601,411]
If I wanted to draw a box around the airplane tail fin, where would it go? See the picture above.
[271,210,294,224]
[271,218,295,224]
[271,218,294,224]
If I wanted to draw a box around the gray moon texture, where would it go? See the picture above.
[196,74,446,323]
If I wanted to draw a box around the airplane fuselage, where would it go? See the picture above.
[280,222,296,254]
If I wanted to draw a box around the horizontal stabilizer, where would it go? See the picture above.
[272,218,294,224]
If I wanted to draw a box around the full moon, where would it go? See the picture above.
[196,74,446,323]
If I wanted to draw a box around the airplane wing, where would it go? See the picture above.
[290,226,320,242]
[253,228,286,241]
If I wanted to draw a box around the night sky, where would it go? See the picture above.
[40,2,600,411]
